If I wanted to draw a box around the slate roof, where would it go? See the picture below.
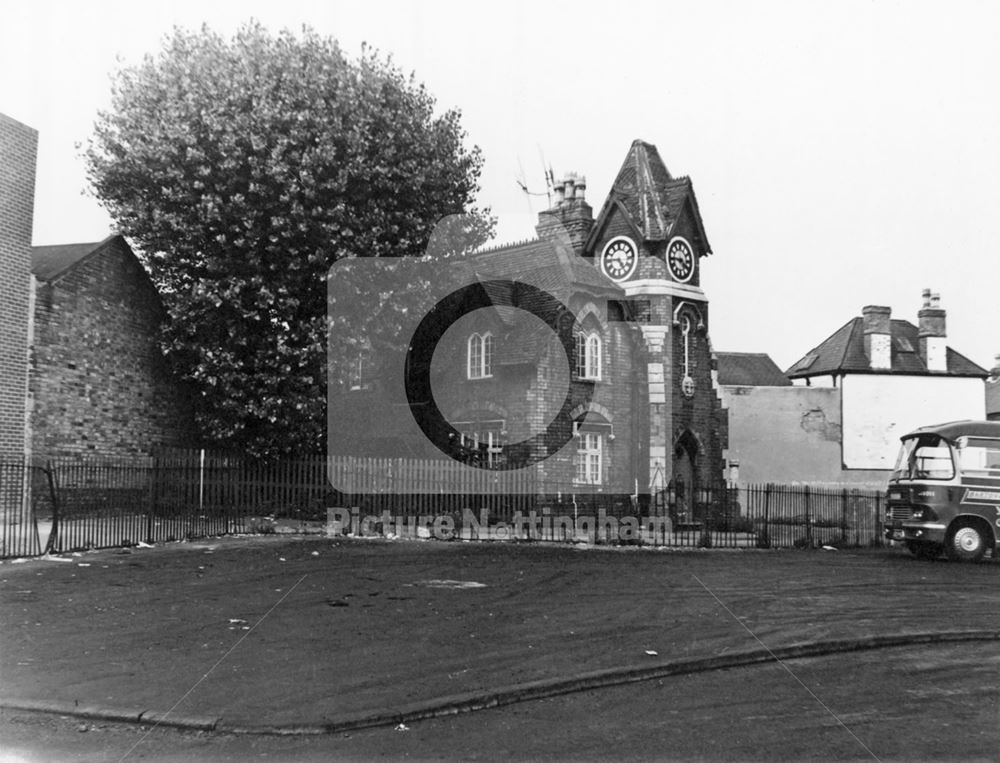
[591,140,712,253]
[32,234,126,281]
[716,352,792,386]
[470,237,622,300]
[786,317,987,378]
[461,237,626,365]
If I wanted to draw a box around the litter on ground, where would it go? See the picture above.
[411,579,487,589]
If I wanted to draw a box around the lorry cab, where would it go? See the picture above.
[885,420,1000,562]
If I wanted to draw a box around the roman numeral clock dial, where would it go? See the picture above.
[600,237,638,282]
[667,237,694,282]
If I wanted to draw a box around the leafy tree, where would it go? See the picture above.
[86,21,493,458]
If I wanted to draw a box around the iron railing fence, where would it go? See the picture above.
[0,459,44,559]
[0,451,888,558]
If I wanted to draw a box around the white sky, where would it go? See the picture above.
[2,0,998,372]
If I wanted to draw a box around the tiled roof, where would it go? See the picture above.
[786,317,988,378]
[469,237,622,299]
[32,234,125,281]
[590,140,712,254]
[456,237,628,367]
[716,352,791,386]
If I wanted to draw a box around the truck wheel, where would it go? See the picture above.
[945,522,989,563]
[906,541,940,560]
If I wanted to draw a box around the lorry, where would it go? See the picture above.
[884,420,1000,562]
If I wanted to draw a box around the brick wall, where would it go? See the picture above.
[0,113,37,459]
[30,237,197,459]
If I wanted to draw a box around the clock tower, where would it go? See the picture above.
[587,140,727,514]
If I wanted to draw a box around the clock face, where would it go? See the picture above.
[600,237,638,282]
[667,237,695,283]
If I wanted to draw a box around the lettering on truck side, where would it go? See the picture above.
[962,489,1000,504]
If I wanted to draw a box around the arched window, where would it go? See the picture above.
[575,331,602,380]
[467,332,493,379]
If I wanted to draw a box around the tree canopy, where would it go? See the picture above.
[86,21,493,458]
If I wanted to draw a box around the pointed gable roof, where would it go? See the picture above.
[786,317,987,379]
[587,140,712,253]
[32,234,132,282]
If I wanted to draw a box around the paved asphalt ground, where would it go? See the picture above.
[1,536,999,760]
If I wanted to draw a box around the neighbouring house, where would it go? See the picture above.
[761,291,988,487]
[29,234,197,459]
[0,112,37,460]
[715,352,799,485]
[329,140,729,512]
[716,353,791,388]
[987,355,1000,421]
[716,351,851,487]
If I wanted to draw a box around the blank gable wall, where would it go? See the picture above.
[841,375,985,469]
[30,242,196,458]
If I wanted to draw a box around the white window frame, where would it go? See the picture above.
[456,420,505,467]
[467,332,493,379]
[575,431,604,485]
[575,331,602,380]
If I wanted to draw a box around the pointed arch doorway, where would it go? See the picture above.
[672,430,700,524]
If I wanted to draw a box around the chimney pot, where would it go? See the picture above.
[552,181,565,208]
[918,290,947,371]
[563,175,576,201]
[535,167,594,253]
[862,305,891,334]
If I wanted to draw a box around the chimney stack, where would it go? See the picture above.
[918,289,947,372]
[862,305,892,370]
[536,171,594,254]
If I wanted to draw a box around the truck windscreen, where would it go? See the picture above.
[891,435,955,481]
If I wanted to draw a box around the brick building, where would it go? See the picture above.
[0,113,37,460]
[29,235,197,459]
[331,140,729,509]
